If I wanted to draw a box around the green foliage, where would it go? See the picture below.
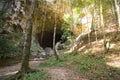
[71,0,93,8]
[70,54,105,72]
[61,26,72,42]
[20,69,49,80]
[64,53,114,79]
[40,52,120,79]
[66,53,120,79]
[40,56,66,67]
[61,14,73,42]
[0,34,23,58]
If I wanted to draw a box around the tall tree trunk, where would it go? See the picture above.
[100,0,108,52]
[20,0,35,73]
[114,0,120,29]
[53,0,60,61]
[100,0,105,38]
[85,7,91,46]
[41,1,47,43]
[53,27,60,60]
[93,0,98,43]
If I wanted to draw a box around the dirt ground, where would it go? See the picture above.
[0,60,88,80]
[45,67,88,80]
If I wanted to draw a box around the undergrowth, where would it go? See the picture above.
[39,52,120,80]
[0,33,23,58]
[0,69,49,80]
[39,55,67,67]
[19,69,49,80]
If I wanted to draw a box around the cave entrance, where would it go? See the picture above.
[37,31,62,49]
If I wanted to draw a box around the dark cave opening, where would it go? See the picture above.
[37,31,62,49]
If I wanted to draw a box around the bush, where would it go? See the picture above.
[0,33,23,58]
[61,14,73,43]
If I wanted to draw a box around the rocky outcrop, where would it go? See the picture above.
[0,0,25,58]
[31,47,54,59]
[0,0,24,33]
[31,0,64,48]
[0,0,68,49]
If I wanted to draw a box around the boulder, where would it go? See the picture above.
[31,47,54,59]
[44,47,54,57]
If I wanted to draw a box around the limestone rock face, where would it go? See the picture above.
[0,0,64,48]
[72,13,92,36]
[31,1,64,48]
[0,0,25,33]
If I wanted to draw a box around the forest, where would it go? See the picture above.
[0,0,120,80]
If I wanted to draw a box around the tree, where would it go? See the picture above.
[114,0,120,28]
[20,0,35,73]
[53,27,60,60]
[53,0,60,61]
